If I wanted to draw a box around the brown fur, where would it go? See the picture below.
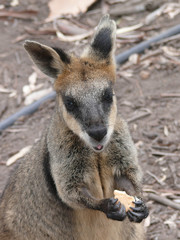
[54,57,116,90]
[0,15,146,240]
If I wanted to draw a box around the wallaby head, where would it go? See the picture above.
[24,15,117,152]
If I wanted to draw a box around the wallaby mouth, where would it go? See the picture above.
[86,126,107,152]
[94,144,104,152]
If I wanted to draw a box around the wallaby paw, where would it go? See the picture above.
[127,198,149,223]
[100,198,127,221]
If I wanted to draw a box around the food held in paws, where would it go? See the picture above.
[114,190,135,211]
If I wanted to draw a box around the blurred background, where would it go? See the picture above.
[0,0,180,239]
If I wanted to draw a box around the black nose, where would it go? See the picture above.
[87,126,107,142]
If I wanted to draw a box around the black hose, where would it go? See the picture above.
[1,24,180,131]
[115,24,180,64]
[0,91,56,131]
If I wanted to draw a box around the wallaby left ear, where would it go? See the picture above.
[82,15,116,62]
[24,40,71,79]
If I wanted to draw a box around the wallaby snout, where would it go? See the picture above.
[87,126,107,142]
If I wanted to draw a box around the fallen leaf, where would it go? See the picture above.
[129,53,140,64]
[56,30,93,42]
[6,146,32,166]
[56,19,89,36]
[163,3,180,19]
[24,87,53,105]
[28,72,37,85]
[0,85,13,93]
[116,23,143,35]
[0,5,5,10]
[10,0,19,7]
[46,0,97,22]
[162,46,180,57]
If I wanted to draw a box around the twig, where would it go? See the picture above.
[109,1,162,17]
[151,151,180,157]
[168,162,179,188]
[140,49,163,61]
[151,145,171,151]
[146,171,165,186]
[135,79,144,97]
[164,54,180,66]
[127,108,151,123]
[0,9,37,20]
[161,93,180,98]
[148,193,180,210]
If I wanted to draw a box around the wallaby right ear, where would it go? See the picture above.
[24,40,71,78]
[82,15,116,62]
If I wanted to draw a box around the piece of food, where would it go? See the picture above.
[114,190,135,211]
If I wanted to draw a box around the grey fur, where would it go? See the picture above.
[0,15,147,240]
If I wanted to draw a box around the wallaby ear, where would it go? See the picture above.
[24,40,71,78]
[82,15,116,61]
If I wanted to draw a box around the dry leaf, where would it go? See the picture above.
[162,46,180,57]
[163,3,180,19]
[10,0,19,7]
[116,23,143,35]
[56,30,93,42]
[56,19,89,36]
[46,0,97,22]
[6,146,32,166]
[129,53,139,64]
[24,87,52,105]
[29,72,37,85]
[0,85,13,93]
[23,72,43,97]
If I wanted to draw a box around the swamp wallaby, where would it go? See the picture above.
[0,15,148,240]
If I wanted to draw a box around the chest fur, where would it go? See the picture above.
[84,153,115,199]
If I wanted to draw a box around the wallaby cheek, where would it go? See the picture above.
[62,109,83,137]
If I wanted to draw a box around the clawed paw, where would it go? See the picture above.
[101,198,126,221]
[127,197,149,223]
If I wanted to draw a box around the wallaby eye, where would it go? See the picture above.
[63,96,77,112]
[102,88,113,104]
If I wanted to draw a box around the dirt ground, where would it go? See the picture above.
[0,0,180,239]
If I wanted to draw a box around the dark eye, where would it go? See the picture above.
[64,96,77,112]
[102,88,113,104]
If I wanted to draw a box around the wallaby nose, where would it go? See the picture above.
[87,126,107,142]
